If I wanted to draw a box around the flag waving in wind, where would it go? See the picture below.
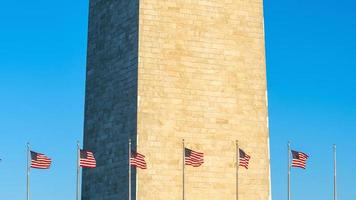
[130,151,147,169]
[30,151,51,169]
[185,148,204,167]
[291,150,309,169]
[80,150,96,168]
[239,149,251,169]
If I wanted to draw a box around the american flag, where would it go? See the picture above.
[291,150,309,169]
[185,148,204,167]
[130,151,147,169]
[30,151,51,169]
[239,149,251,169]
[80,150,96,168]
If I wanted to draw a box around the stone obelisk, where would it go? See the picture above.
[82,1,271,199]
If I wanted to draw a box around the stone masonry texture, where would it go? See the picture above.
[83,0,270,200]
[82,0,139,200]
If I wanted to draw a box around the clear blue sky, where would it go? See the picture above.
[0,0,355,199]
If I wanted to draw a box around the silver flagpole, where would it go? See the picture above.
[288,141,291,200]
[129,139,131,200]
[236,140,239,200]
[76,141,80,200]
[26,143,30,200]
[333,144,337,200]
[182,139,185,200]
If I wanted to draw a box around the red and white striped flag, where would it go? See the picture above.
[291,150,309,169]
[80,150,96,168]
[185,148,204,167]
[130,151,147,169]
[30,151,51,169]
[239,149,251,169]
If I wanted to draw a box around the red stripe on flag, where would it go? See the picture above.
[130,151,147,169]
[80,150,97,168]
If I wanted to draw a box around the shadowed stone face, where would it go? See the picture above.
[83,0,270,200]
[82,0,139,200]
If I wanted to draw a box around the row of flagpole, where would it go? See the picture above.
[128,139,245,200]
[23,140,337,200]
[26,142,91,200]
[128,139,247,200]
[182,139,244,200]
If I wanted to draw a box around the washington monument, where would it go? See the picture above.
[82,0,270,199]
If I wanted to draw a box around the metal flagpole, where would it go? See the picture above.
[129,139,131,200]
[26,143,30,200]
[76,141,80,200]
[182,139,185,200]
[288,141,291,200]
[333,144,337,200]
[236,140,239,200]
